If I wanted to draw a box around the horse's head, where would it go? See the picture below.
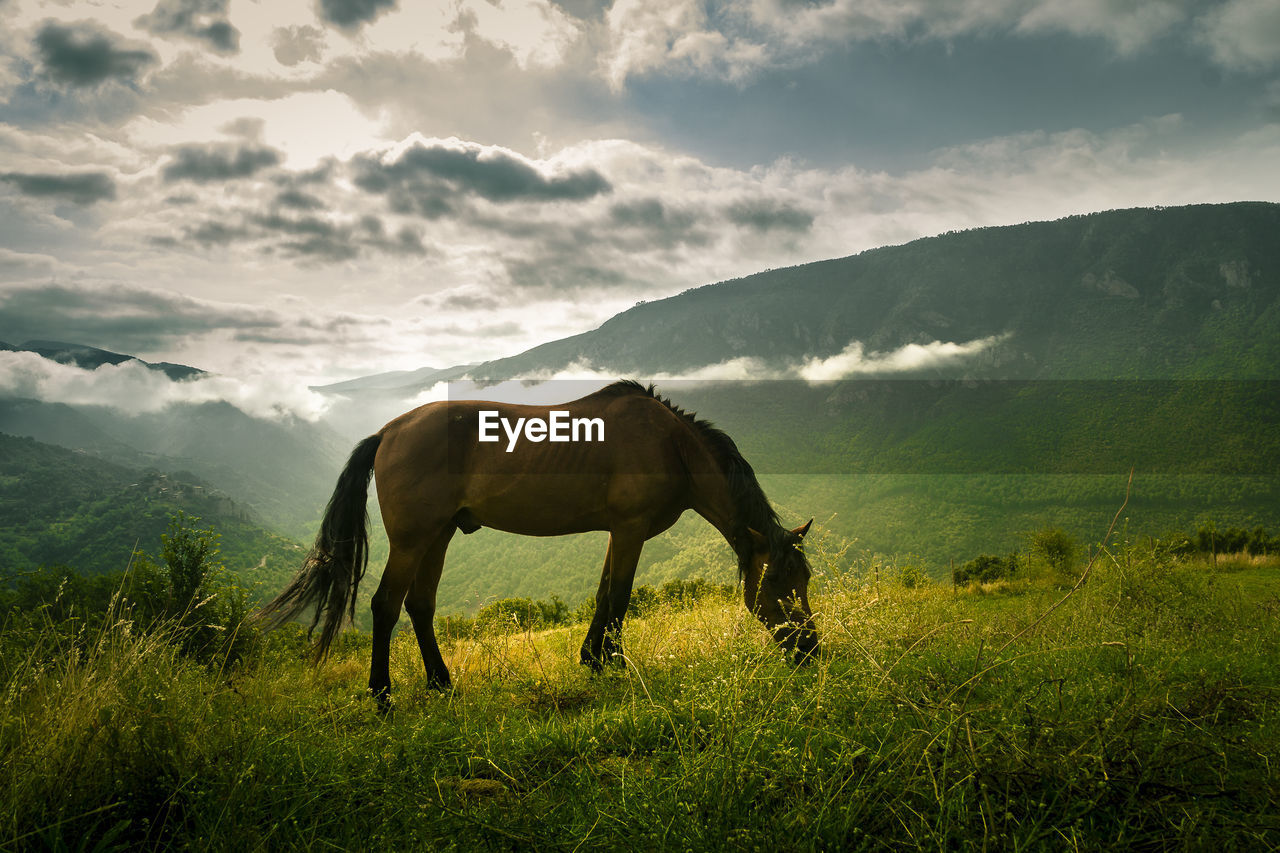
[746,519,819,664]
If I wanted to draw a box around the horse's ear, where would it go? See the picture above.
[792,519,813,538]
[748,528,768,552]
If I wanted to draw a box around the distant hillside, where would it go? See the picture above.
[0,396,349,539]
[0,433,305,596]
[376,203,1277,387]
[1,339,205,381]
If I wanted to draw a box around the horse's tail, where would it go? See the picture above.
[257,434,382,661]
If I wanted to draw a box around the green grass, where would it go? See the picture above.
[3,543,1278,850]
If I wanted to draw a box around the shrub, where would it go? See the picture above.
[474,594,573,632]
[627,584,660,616]
[0,512,256,668]
[955,552,1021,585]
[1030,527,1079,576]
[659,578,735,607]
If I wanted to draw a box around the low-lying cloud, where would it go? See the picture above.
[397,334,1007,411]
[0,349,331,421]
[797,336,1007,381]
[460,334,1009,387]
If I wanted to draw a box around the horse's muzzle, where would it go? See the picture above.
[774,621,820,665]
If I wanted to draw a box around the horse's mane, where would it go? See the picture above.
[597,379,787,578]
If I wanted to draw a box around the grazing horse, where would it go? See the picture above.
[259,380,817,705]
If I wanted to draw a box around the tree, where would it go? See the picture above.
[160,511,221,613]
[1031,527,1079,576]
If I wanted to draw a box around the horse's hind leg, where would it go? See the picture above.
[368,527,447,707]
[403,527,456,690]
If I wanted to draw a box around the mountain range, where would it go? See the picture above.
[3,202,1278,612]
[0,340,206,382]
[321,202,1280,405]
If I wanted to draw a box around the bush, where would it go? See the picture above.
[659,578,735,607]
[955,553,1021,585]
[896,561,928,588]
[1030,527,1079,576]
[474,595,572,632]
[0,512,256,668]
[627,585,660,616]
[1184,521,1275,558]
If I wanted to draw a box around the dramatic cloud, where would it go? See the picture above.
[353,139,612,218]
[249,211,426,261]
[0,170,116,205]
[33,20,156,87]
[317,0,398,32]
[170,206,427,263]
[162,143,283,183]
[0,282,280,354]
[0,0,1276,386]
[134,0,241,55]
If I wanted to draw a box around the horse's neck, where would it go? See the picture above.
[683,439,741,551]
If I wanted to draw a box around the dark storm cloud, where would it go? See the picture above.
[725,198,814,233]
[135,0,241,55]
[0,170,116,205]
[162,143,282,183]
[608,198,709,247]
[252,212,359,261]
[274,188,325,210]
[187,220,253,247]
[171,210,427,262]
[0,282,277,352]
[505,257,633,290]
[271,25,325,66]
[352,142,611,218]
[432,291,504,312]
[317,0,397,32]
[34,21,157,87]
[231,312,390,346]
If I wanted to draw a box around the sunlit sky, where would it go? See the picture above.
[1,0,1278,386]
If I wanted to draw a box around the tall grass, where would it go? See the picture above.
[2,536,1278,850]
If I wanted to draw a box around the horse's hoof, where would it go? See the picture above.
[370,686,393,714]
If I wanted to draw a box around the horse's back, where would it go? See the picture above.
[370,389,695,539]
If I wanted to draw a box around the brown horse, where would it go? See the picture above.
[259,380,817,705]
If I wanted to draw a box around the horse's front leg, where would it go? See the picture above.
[580,529,643,670]
[580,538,614,670]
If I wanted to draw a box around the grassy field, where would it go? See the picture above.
[2,536,1278,851]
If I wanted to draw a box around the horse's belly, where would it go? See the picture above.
[461,471,681,536]
[462,474,610,535]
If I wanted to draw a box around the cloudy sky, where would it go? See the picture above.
[1,0,1279,388]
